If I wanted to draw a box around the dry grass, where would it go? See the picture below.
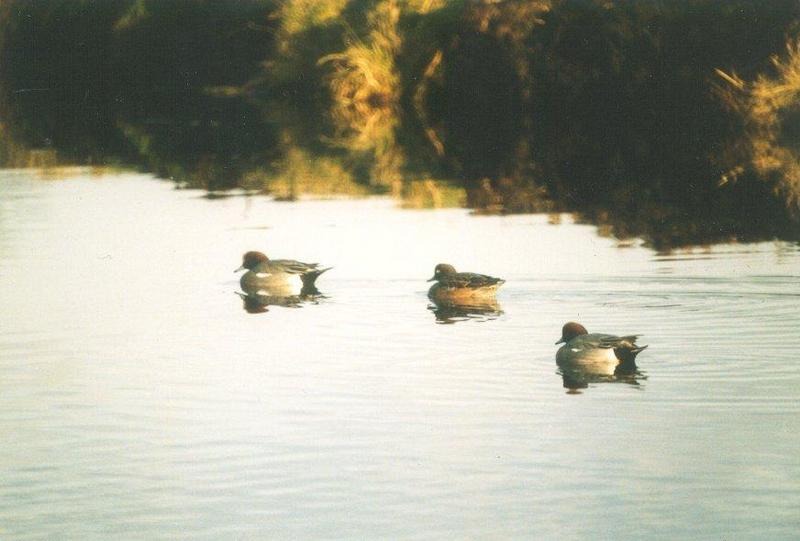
[264,0,350,88]
[717,37,800,216]
[277,0,348,37]
[318,0,404,186]
[750,39,800,212]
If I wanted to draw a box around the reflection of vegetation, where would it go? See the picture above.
[428,298,503,324]
[559,367,644,393]
[1,0,799,246]
[241,145,369,199]
[397,179,464,209]
[236,288,324,314]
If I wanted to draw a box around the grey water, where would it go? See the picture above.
[1,169,799,540]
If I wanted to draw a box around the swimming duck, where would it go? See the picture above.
[555,321,648,376]
[235,251,331,292]
[427,263,504,302]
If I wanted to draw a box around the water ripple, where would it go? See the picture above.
[1,171,799,540]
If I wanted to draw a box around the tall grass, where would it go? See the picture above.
[318,0,404,187]
[717,37,800,220]
[278,0,348,36]
[749,39,800,216]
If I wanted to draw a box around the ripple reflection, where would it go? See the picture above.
[428,299,503,324]
[558,366,646,394]
[237,283,325,314]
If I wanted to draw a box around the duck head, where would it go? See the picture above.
[428,263,457,282]
[555,321,588,344]
[235,251,269,272]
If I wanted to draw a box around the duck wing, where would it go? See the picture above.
[440,272,504,289]
[580,333,641,349]
[269,259,320,275]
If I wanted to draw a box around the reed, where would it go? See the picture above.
[749,39,800,216]
[716,37,800,219]
[318,0,404,187]
[278,0,348,36]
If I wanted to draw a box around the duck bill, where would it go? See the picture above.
[427,276,437,282]
[555,338,565,345]
[234,265,245,273]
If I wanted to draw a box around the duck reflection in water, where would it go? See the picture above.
[554,321,648,393]
[235,251,331,313]
[236,284,324,314]
[428,299,503,324]
[558,365,645,393]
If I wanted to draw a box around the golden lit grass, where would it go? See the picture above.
[750,40,800,212]
[318,0,404,186]
[278,0,348,37]
[261,0,350,89]
[717,37,800,216]
[405,0,446,13]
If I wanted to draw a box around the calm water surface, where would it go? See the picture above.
[1,170,799,540]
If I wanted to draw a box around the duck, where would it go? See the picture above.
[427,263,505,303]
[235,251,331,293]
[555,321,648,376]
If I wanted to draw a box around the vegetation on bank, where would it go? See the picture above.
[0,0,798,248]
[716,39,800,222]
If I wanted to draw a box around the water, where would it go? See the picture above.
[1,169,799,540]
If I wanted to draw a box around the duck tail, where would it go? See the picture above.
[301,266,332,287]
[614,344,648,376]
[613,343,648,374]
